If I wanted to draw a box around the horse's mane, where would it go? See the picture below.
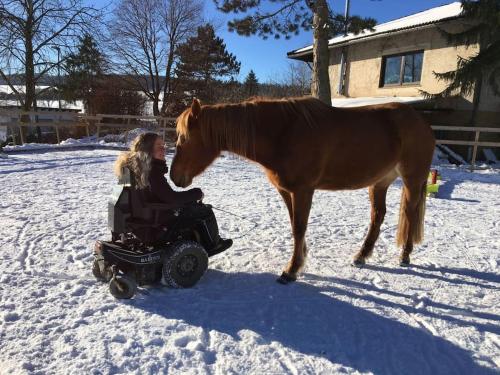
[177,96,331,158]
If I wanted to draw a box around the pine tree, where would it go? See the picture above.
[213,0,376,104]
[175,24,241,103]
[427,0,500,99]
[60,34,105,114]
[243,70,259,97]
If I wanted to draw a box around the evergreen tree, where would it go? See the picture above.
[213,0,376,104]
[243,70,259,97]
[427,0,500,100]
[175,24,241,102]
[60,34,105,114]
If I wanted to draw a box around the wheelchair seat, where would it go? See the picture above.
[108,167,180,244]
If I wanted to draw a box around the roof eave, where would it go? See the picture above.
[287,15,462,60]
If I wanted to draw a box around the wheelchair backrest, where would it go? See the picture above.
[108,167,153,233]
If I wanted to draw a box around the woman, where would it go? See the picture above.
[115,132,203,206]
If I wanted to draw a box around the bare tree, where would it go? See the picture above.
[285,61,312,96]
[261,61,312,97]
[161,0,203,113]
[107,0,203,115]
[0,0,100,111]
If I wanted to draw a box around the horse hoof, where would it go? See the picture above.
[276,272,296,284]
[399,259,411,267]
[352,258,366,267]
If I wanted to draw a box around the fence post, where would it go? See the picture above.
[161,117,166,141]
[470,130,480,172]
[55,114,61,144]
[9,125,17,145]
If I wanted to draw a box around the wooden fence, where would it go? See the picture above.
[0,110,87,145]
[0,111,177,145]
[431,125,500,171]
[2,110,499,172]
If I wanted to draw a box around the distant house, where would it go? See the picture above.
[287,2,499,128]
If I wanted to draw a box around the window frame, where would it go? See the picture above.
[379,50,424,88]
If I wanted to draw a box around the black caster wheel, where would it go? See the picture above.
[109,274,137,299]
[92,258,105,281]
[163,241,208,288]
[92,258,113,282]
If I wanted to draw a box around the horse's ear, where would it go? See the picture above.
[191,98,201,118]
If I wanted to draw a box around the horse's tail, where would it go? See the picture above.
[396,181,427,247]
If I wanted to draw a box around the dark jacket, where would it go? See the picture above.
[147,158,202,205]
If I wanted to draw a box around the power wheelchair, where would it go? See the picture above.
[92,168,232,299]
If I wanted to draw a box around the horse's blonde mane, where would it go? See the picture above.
[176,96,329,157]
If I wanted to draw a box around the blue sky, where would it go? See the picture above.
[90,0,457,82]
[203,0,457,81]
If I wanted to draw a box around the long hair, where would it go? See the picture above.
[114,132,159,189]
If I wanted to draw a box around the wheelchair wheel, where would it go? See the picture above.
[162,241,208,288]
[109,274,137,299]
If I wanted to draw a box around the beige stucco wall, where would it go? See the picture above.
[328,22,499,113]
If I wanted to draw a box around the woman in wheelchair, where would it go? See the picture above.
[113,132,231,253]
[93,132,232,298]
[115,132,203,206]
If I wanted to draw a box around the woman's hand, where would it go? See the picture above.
[190,187,204,202]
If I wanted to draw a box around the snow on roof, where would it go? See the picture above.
[289,2,463,57]
[332,96,426,107]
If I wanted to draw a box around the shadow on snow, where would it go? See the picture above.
[129,270,496,375]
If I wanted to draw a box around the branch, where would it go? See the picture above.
[33,6,94,54]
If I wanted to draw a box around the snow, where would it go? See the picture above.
[3,128,155,154]
[332,96,426,107]
[292,2,463,55]
[1,149,499,374]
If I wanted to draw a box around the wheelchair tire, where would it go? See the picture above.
[109,274,137,299]
[162,241,208,288]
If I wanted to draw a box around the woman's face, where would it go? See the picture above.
[152,137,166,160]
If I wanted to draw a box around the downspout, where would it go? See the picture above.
[337,0,350,96]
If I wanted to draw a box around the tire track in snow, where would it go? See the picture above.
[14,220,30,271]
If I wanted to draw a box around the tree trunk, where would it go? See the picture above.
[152,96,160,116]
[160,48,175,114]
[24,2,35,112]
[311,0,331,105]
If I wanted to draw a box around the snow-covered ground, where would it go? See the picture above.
[1,150,499,374]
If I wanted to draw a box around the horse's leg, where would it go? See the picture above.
[277,188,293,224]
[277,189,314,284]
[397,178,427,266]
[353,172,397,266]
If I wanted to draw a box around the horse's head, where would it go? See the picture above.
[170,98,219,188]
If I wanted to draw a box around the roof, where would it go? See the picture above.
[288,2,464,60]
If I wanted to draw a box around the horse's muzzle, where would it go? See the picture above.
[172,174,192,188]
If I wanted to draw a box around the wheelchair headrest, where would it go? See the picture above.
[119,167,132,186]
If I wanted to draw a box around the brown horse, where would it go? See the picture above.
[170,97,435,284]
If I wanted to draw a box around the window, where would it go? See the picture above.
[380,51,423,87]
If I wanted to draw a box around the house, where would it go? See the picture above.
[287,2,500,129]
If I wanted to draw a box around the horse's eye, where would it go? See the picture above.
[177,135,186,145]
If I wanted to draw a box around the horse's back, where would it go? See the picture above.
[296,101,434,189]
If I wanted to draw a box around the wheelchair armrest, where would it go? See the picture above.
[149,203,185,225]
[149,203,184,211]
